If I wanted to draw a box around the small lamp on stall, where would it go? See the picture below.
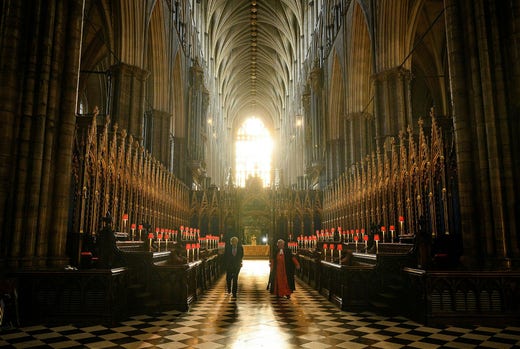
[148,232,154,251]
[354,235,359,252]
[138,224,143,241]
[381,226,386,243]
[374,234,380,253]
[363,234,369,253]
[337,244,343,263]
[399,216,405,238]
[122,213,128,233]
[157,230,163,251]
[186,243,191,262]
[390,225,395,243]
[323,244,328,259]
[329,244,335,262]
[130,223,136,241]
[165,230,170,250]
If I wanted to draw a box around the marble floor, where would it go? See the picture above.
[1,260,519,348]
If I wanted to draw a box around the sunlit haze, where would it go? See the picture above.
[235,117,273,187]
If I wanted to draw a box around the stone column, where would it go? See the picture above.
[187,60,208,184]
[0,0,85,268]
[444,0,519,267]
[345,112,374,168]
[148,109,172,167]
[372,67,411,146]
[309,63,324,166]
[302,89,312,171]
[109,63,149,141]
[326,139,343,182]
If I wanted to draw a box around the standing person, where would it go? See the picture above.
[224,236,244,297]
[269,239,300,299]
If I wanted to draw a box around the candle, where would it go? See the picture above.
[390,225,395,243]
[138,224,143,241]
[323,244,328,259]
[122,213,128,233]
[374,234,380,253]
[148,232,154,251]
[354,235,359,252]
[399,216,405,238]
[186,243,191,262]
[131,223,136,241]
[363,234,368,253]
[381,226,386,243]
[337,244,343,263]
[329,244,334,261]
[157,231,163,251]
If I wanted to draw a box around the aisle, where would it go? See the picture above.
[1,260,519,348]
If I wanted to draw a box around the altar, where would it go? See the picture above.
[243,244,270,259]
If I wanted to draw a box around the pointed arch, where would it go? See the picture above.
[148,1,169,110]
[328,51,344,140]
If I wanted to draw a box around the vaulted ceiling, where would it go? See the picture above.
[206,0,303,130]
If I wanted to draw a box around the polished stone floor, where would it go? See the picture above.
[1,260,519,348]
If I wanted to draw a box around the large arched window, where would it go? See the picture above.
[235,117,273,187]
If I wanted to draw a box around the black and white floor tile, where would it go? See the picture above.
[1,260,519,348]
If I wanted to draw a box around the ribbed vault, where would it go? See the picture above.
[206,0,302,130]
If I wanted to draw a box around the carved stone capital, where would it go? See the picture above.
[344,112,373,121]
[109,62,150,81]
[302,88,311,111]
[310,66,323,91]
[371,66,411,83]
[190,59,205,89]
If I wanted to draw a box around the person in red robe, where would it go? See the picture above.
[268,239,300,298]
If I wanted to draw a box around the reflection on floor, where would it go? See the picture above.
[1,260,519,348]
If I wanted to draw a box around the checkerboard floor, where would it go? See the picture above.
[1,260,519,348]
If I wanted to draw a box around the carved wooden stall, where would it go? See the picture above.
[322,112,459,268]
[70,111,190,265]
[189,178,323,247]
[403,268,520,326]
[296,242,414,312]
[15,268,127,325]
[148,251,222,312]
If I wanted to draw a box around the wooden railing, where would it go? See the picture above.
[403,268,520,326]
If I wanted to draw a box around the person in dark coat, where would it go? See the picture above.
[269,239,300,299]
[224,236,244,297]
